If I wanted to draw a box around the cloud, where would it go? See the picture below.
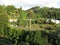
[45,0,60,8]
[0,0,60,10]
[0,0,19,5]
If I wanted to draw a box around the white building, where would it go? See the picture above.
[9,19,17,22]
[51,19,60,24]
[47,19,60,24]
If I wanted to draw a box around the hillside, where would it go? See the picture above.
[0,5,60,45]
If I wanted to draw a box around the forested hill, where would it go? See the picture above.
[0,5,60,30]
[28,6,60,20]
[0,5,60,19]
[0,5,60,45]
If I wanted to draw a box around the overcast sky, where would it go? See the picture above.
[0,0,60,10]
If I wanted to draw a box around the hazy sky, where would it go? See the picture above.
[0,0,60,10]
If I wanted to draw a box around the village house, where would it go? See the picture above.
[9,18,17,22]
[47,19,60,24]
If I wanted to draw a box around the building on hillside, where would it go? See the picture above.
[51,19,60,24]
[46,19,60,24]
[9,18,17,22]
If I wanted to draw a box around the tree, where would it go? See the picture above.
[28,9,35,19]
[0,14,9,30]
[27,9,35,28]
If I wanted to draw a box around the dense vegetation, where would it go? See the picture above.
[0,5,60,45]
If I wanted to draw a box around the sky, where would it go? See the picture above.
[0,0,60,10]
